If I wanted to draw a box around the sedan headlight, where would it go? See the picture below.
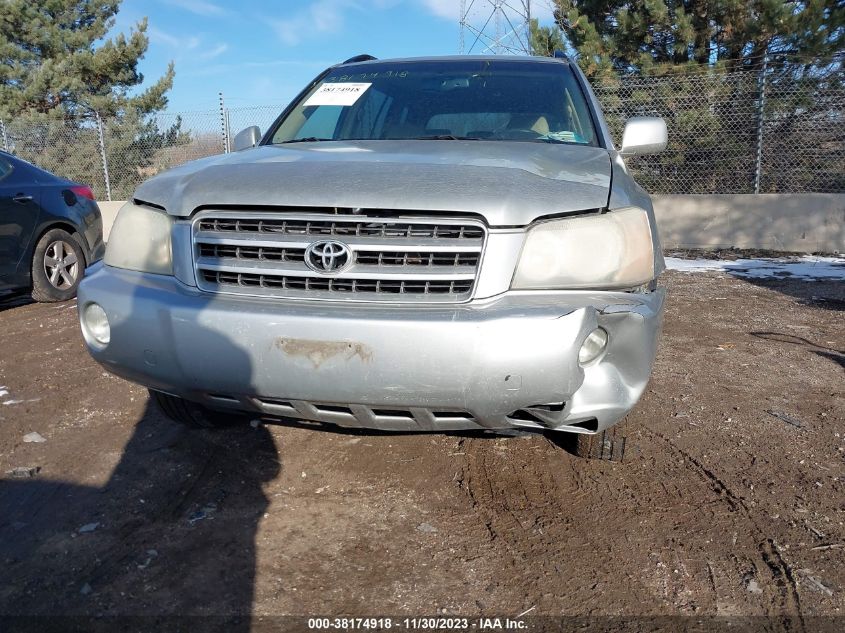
[104,202,173,275]
[512,207,655,290]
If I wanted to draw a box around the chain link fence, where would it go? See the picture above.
[1,67,842,200]
[593,67,845,194]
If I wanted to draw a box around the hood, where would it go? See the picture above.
[134,140,611,226]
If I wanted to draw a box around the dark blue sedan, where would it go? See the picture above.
[0,150,104,302]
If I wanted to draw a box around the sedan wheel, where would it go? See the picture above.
[31,228,86,302]
[43,240,80,290]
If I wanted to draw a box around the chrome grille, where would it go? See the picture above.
[192,211,486,302]
[197,244,480,267]
[197,217,485,240]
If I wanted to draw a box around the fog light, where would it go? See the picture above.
[578,327,608,365]
[83,303,110,348]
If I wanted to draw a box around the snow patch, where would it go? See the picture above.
[0,385,41,406]
[664,256,844,280]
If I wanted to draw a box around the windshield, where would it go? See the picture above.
[270,59,598,146]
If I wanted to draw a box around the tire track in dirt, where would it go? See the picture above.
[456,436,574,561]
[453,434,665,609]
[644,427,805,628]
[454,420,812,618]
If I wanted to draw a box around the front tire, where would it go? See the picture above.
[573,425,627,461]
[31,228,85,302]
[150,390,246,429]
[547,423,627,461]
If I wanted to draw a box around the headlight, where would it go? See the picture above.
[104,202,173,274]
[511,207,655,290]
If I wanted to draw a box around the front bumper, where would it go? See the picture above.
[78,264,664,433]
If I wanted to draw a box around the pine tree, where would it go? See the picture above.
[0,0,184,199]
[531,2,844,193]
[550,0,845,76]
[530,18,566,56]
[0,0,173,117]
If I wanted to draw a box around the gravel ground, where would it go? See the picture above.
[0,270,842,630]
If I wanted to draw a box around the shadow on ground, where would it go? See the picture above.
[0,401,280,631]
[666,251,844,311]
[750,331,845,370]
[737,278,845,312]
[0,291,33,313]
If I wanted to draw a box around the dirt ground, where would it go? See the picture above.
[0,270,843,630]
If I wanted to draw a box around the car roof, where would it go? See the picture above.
[338,54,567,67]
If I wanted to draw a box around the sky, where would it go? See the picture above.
[116,0,557,115]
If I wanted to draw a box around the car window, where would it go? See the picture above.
[0,154,58,185]
[271,60,598,146]
[0,156,13,184]
[338,85,392,139]
[426,112,510,137]
[295,105,343,140]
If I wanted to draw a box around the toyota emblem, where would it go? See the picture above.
[304,240,352,273]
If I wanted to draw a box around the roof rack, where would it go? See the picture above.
[553,50,569,60]
[342,54,377,64]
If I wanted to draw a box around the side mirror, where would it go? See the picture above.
[233,126,261,152]
[619,117,667,156]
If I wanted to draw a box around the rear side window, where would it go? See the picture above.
[0,154,52,185]
[0,157,13,183]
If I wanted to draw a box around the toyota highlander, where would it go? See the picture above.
[78,54,668,460]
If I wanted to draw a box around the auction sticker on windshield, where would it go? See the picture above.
[304,82,372,106]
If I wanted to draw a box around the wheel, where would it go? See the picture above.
[547,423,627,461]
[573,424,627,461]
[150,390,246,429]
[31,228,85,302]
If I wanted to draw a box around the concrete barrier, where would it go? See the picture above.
[653,194,844,253]
[98,194,845,254]
[98,201,124,242]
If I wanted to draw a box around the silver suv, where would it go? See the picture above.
[78,55,667,460]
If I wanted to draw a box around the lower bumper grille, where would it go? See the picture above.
[252,397,477,430]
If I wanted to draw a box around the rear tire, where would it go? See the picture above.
[31,228,86,302]
[150,390,246,429]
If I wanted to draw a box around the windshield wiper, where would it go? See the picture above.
[276,137,334,144]
[277,135,484,144]
[411,135,481,141]
[533,137,585,145]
